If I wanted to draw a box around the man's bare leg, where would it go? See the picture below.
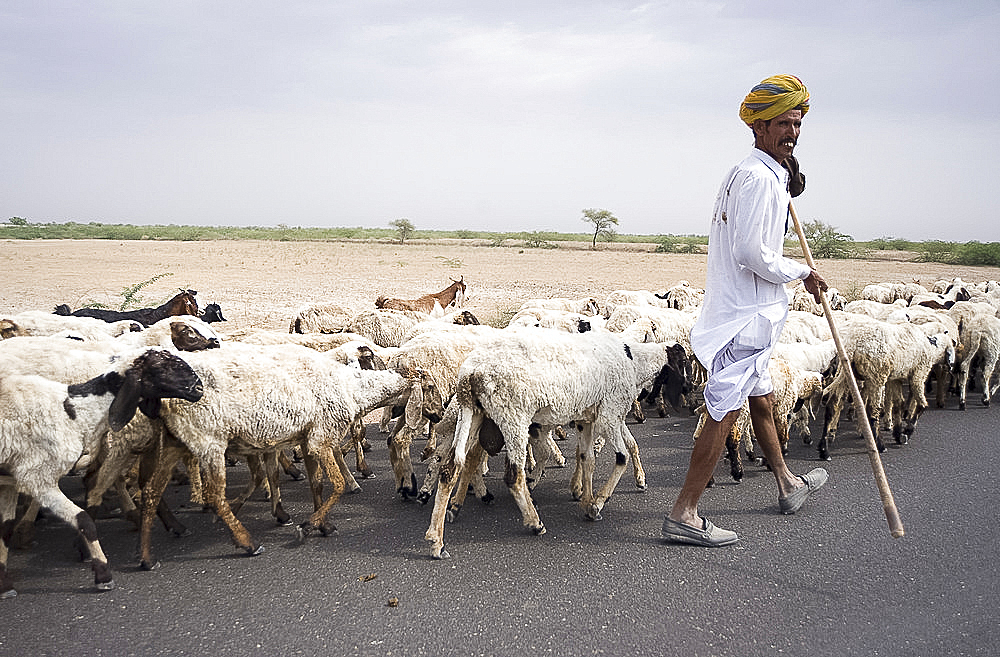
[748,392,828,513]
[668,408,740,528]
[747,393,803,498]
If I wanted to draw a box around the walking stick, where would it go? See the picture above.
[788,201,905,538]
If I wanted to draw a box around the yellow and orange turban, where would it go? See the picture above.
[739,74,810,126]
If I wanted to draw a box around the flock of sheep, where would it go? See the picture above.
[1,272,998,596]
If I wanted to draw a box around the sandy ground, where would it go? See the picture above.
[2,238,999,332]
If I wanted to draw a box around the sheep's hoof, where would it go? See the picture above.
[358,469,376,480]
[984,398,991,408]
[139,559,160,571]
[445,505,461,523]
[430,547,451,560]
[275,516,293,527]
[531,523,547,535]
[1,588,16,599]
[959,401,967,411]
[802,435,813,445]
[480,491,495,505]
[172,527,192,538]
[416,491,431,505]
[95,580,116,592]
[248,544,265,556]
[635,481,648,491]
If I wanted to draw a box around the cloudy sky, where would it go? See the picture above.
[2,1,997,241]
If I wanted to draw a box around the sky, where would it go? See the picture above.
[1,1,998,242]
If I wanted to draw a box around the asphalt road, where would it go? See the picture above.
[2,397,997,657]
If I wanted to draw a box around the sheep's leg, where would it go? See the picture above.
[425,445,460,559]
[1,483,18,597]
[956,358,972,411]
[10,496,41,549]
[725,427,744,482]
[447,442,487,521]
[379,405,393,433]
[263,452,291,525]
[420,422,440,462]
[504,458,545,535]
[331,441,363,494]
[301,451,325,511]
[569,432,586,501]
[525,427,547,490]
[137,439,192,570]
[181,450,204,506]
[575,423,598,507]
[979,352,998,407]
[228,453,267,518]
[277,449,305,481]
[33,484,115,592]
[583,423,633,521]
[820,380,847,461]
[417,455,440,505]
[629,398,646,423]
[139,447,191,536]
[296,441,347,540]
[934,363,952,408]
[623,426,646,490]
[350,420,374,479]
[387,421,418,500]
[200,451,262,557]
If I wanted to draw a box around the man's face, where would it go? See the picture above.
[753,109,802,163]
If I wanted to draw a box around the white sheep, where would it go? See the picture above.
[779,310,834,344]
[383,325,505,498]
[0,310,143,340]
[819,319,957,459]
[843,298,909,321]
[947,308,1000,409]
[660,280,704,311]
[601,289,670,317]
[0,348,203,597]
[346,308,434,348]
[507,308,602,333]
[789,281,845,315]
[288,302,360,334]
[143,342,443,568]
[424,330,677,559]
[519,297,602,316]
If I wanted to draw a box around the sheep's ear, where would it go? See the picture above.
[109,369,142,432]
[139,398,161,420]
[372,353,388,371]
[404,378,424,429]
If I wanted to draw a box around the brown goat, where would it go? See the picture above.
[375,277,466,317]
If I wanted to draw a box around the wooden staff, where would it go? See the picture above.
[788,201,905,538]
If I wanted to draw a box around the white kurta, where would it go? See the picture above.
[690,148,812,420]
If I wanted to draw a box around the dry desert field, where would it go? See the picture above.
[3,238,999,331]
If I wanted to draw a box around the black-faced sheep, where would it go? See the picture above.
[0,349,203,597]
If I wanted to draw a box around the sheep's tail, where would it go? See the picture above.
[452,403,474,473]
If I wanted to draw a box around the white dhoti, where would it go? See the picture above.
[701,319,776,422]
